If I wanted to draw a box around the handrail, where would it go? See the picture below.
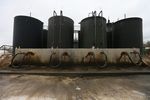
[0,45,13,54]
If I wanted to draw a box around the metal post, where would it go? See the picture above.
[59,14,62,48]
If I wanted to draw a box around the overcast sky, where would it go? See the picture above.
[0,0,150,46]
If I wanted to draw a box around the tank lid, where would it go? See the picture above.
[48,16,74,23]
[14,15,43,24]
[80,16,106,24]
[115,17,142,24]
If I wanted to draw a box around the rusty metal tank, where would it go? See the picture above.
[79,14,107,48]
[47,12,74,48]
[113,17,143,49]
[13,16,43,52]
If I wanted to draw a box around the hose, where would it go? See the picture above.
[82,52,95,64]
[118,52,134,65]
[10,52,35,68]
[10,52,26,68]
[22,52,35,66]
[49,52,61,68]
[97,51,108,68]
[130,51,143,66]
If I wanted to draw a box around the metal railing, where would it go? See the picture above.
[0,45,13,55]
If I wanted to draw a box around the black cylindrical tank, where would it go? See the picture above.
[42,29,48,48]
[47,16,74,48]
[113,17,143,49]
[106,23,114,48]
[79,16,107,48]
[13,16,43,50]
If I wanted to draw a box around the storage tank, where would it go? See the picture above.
[106,22,114,48]
[13,16,43,52]
[47,12,74,48]
[79,14,107,48]
[42,29,48,48]
[113,17,143,49]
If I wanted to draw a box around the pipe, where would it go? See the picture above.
[98,10,103,17]
[53,11,57,16]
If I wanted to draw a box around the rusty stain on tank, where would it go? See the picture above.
[61,52,72,63]
[13,48,142,66]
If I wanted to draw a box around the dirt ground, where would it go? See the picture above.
[0,75,150,100]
